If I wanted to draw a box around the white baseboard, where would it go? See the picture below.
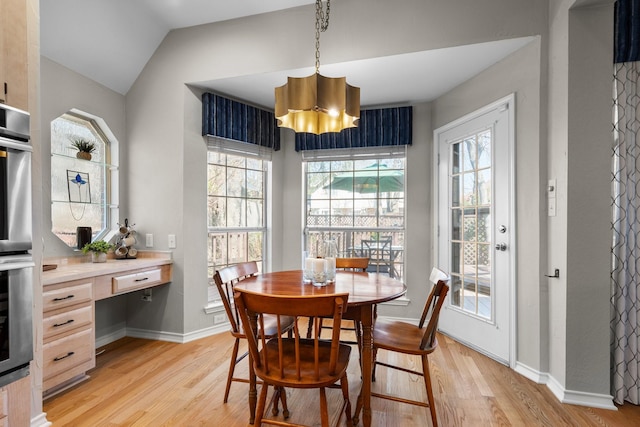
[31,412,52,427]
[515,361,616,410]
[96,328,128,349]
[95,323,229,348]
[514,361,549,384]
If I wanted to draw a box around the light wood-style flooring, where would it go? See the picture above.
[44,331,640,426]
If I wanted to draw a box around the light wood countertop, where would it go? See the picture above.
[42,251,173,286]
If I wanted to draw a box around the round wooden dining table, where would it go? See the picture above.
[234,269,407,427]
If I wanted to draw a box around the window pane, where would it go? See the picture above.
[227,198,246,227]
[246,170,263,198]
[208,151,225,165]
[227,154,245,168]
[247,199,263,227]
[463,172,476,206]
[248,232,263,262]
[246,158,262,170]
[463,138,476,172]
[228,232,247,264]
[478,130,491,169]
[227,167,245,197]
[452,143,462,174]
[208,197,226,227]
[478,169,491,205]
[208,164,226,196]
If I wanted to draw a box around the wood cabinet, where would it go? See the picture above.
[43,278,95,396]
[0,0,28,110]
[0,376,30,426]
[42,258,173,397]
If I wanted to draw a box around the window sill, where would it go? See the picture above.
[204,301,224,315]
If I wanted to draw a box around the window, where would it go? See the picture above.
[304,150,406,279]
[207,148,268,302]
[50,111,118,247]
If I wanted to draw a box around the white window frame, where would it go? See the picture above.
[302,146,407,280]
[205,137,271,308]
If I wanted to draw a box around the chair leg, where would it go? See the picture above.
[223,337,240,403]
[422,355,438,427]
[318,318,324,339]
[279,387,290,419]
[255,382,269,427]
[306,317,314,339]
[271,387,281,416]
[340,374,352,427]
[372,347,378,382]
[354,320,362,366]
[319,387,329,427]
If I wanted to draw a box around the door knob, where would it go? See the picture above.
[495,243,507,251]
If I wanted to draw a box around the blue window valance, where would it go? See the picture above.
[202,92,280,151]
[295,106,412,152]
[615,0,640,63]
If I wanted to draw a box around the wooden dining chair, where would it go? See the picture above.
[234,290,352,427]
[213,261,294,404]
[355,267,449,427]
[317,257,370,345]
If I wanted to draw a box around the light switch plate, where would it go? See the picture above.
[145,233,153,247]
[168,234,176,249]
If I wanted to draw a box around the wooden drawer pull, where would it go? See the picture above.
[53,319,75,328]
[134,277,149,282]
[53,351,75,362]
[53,295,75,301]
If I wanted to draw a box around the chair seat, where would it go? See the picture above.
[257,338,352,389]
[373,318,437,356]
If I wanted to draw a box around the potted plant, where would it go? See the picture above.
[70,138,96,161]
[81,240,113,263]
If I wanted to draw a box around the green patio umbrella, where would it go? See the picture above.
[324,163,404,193]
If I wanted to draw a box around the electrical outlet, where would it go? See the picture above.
[142,289,152,302]
[145,233,153,247]
[214,314,227,324]
[168,234,176,249]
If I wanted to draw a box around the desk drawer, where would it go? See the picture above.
[44,305,92,340]
[43,327,93,381]
[112,268,162,294]
[44,282,92,312]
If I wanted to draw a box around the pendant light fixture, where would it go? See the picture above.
[275,0,360,135]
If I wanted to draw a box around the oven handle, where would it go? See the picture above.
[0,256,34,271]
[0,136,32,152]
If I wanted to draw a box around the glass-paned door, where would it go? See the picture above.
[436,95,515,365]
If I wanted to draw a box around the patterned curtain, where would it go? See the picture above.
[612,0,640,405]
[202,92,280,151]
[612,61,640,405]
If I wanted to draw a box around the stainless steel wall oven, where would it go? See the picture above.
[0,103,33,387]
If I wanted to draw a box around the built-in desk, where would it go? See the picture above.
[42,252,173,398]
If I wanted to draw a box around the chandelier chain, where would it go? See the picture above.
[315,0,330,73]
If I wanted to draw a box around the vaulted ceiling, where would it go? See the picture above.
[40,1,533,108]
